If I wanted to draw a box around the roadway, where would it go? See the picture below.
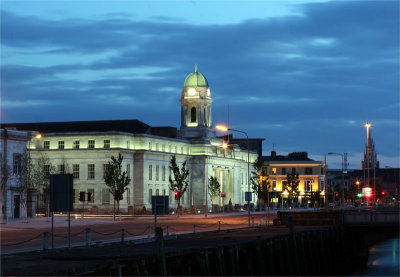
[1,211,277,254]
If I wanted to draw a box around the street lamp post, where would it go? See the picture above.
[328,152,345,206]
[216,125,251,228]
[27,132,42,220]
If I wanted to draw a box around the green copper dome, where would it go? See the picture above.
[184,66,208,87]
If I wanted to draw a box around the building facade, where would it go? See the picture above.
[261,152,325,206]
[5,69,258,214]
[0,129,35,219]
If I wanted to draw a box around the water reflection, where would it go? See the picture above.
[355,238,399,276]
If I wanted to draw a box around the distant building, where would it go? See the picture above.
[218,134,264,157]
[261,151,325,206]
[4,68,259,214]
[361,124,379,170]
[0,129,35,219]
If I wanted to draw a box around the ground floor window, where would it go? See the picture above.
[149,189,152,204]
[304,180,313,192]
[102,188,110,204]
[126,188,130,205]
[87,188,95,203]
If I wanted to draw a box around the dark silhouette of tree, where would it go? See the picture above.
[285,172,300,204]
[208,176,221,206]
[168,155,189,215]
[104,153,131,221]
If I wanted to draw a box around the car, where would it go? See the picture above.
[329,203,336,208]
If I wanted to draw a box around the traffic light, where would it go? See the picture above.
[335,193,339,201]
[87,192,93,202]
[357,193,363,198]
[79,192,85,202]
[174,191,179,200]
[381,191,385,195]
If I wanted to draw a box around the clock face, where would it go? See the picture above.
[188,88,196,96]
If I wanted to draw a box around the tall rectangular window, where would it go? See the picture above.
[13,153,22,175]
[292,168,296,174]
[126,189,130,205]
[272,168,277,175]
[58,141,64,149]
[272,180,277,190]
[44,165,50,178]
[169,145,171,152]
[304,180,313,192]
[102,188,110,204]
[162,166,165,181]
[181,146,183,154]
[149,142,152,150]
[88,164,95,179]
[58,164,65,174]
[73,140,80,149]
[282,168,286,175]
[262,167,267,176]
[104,139,110,149]
[319,180,324,192]
[156,143,159,151]
[103,164,108,179]
[305,168,313,175]
[162,144,165,152]
[149,189,152,203]
[126,164,130,178]
[282,180,288,190]
[149,165,152,180]
[156,189,159,196]
[87,188,94,203]
[156,165,159,181]
[321,167,324,175]
[127,140,130,149]
[88,140,95,149]
[73,164,79,179]
[43,141,50,150]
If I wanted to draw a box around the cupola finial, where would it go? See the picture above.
[195,64,197,72]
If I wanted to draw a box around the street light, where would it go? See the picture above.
[27,132,42,219]
[328,152,345,206]
[216,124,251,227]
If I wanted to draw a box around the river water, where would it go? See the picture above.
[354,238,399,276]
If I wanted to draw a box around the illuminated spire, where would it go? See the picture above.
[195,64,197,72]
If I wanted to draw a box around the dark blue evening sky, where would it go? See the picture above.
[1,0,399,169]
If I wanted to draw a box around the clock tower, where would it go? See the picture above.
[179,65,215,139]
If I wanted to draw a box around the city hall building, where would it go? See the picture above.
[5,69,258,213]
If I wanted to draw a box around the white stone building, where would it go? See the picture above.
[0,128,35,219]
[4,69,258,214]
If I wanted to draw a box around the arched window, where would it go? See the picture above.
[191,107,196,122]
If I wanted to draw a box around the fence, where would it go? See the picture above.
[1,215,271,252]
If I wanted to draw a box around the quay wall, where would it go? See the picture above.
[90,226,369,276]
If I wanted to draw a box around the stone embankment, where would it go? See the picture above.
[3,225,369,276]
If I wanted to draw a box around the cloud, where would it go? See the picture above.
[1,1,399,165]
